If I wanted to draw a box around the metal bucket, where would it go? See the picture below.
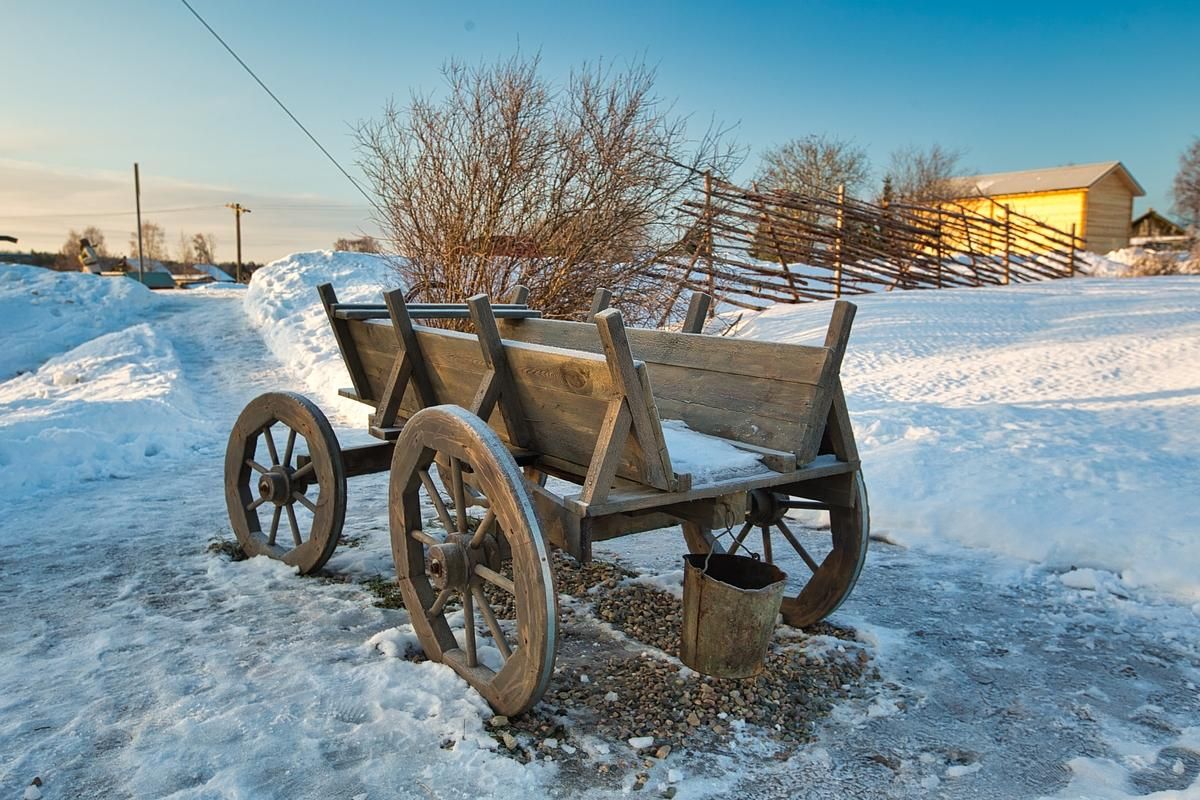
[679,553,787,678]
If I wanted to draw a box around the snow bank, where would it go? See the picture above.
[0,263,159,380]
[730,277,1200,602]
[0,323,213,505]
[1081,247,1200,277]
[243,250,400,418]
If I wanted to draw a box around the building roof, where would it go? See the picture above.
[1132,208,1186,236]
[955,161,1145,198]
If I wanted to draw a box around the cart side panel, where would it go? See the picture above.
[500,317,836,463]
[343,319,676,489]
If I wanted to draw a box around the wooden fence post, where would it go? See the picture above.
[934,209,943,289]
[834,183,845,298]
[1004,203,1012,285]
[1069,223,1076,277]
[703,170,714,299]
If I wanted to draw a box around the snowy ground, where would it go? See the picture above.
[1,257,1198,799]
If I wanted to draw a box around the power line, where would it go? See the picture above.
[3,205,224,220]
[178,0,378,211]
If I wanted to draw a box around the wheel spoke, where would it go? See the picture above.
[285,503,302,546]
[419,469,455,533]
[761,525,774,563]
[411,528,441,547]
[428,585,454,618]
[474,563,516,594]
[291,461,315,482]
[245,496,268,512]
[727,521,755,556]
[246,458,270,475]
[776,520,820,573]
[451,459,468,534]
[473,584,511,661]
[267,506,282,545]
[263,425,280,466]
[461,588,478,667]
[282,428,297,469]
[292,491,317,513]
[468,508,497,549]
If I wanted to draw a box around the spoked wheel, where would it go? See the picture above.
[734,470,869,628]
[224,392,346,574]
[390,405,557,717]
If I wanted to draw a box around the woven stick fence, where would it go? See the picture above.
[649,174,1085,317]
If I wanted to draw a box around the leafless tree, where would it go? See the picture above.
[176,232,196,265]
[756,135,870,197]
[886,144,966,203]
[129,221,167,261]
[333,235,381,253]
[1173,137,1200,229]
[355,54,739,323]
[192,232,218,263]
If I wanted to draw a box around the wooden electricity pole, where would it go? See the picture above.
[134,163,145,283]
[225,203,251,282]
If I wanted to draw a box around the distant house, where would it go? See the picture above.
[950,161,1145,254]
[1131,209,1189,248]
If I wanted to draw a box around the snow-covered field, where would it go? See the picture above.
[1,257,1198,799]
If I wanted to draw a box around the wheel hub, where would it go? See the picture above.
[257,467,292,506]
[747,489,788,526]
[428,539,473,590]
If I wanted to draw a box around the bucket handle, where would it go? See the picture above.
[702,522,762,575]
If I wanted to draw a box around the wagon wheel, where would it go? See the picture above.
[224,392,346,575]
[734,470,869,628]
[390,405,557,716]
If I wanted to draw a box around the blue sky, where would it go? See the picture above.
[2,0,1197,261]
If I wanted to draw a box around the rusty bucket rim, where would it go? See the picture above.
[682,552,787,594]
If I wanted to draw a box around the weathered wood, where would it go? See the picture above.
[681,292,712,334]
[389,405,557,716]
[340,441,395,477]
[318,283,371,401]
[334,308,542,321]
[580,398,633,505]
[385,289,437,408]
[587,288,613,322]
[225,391,346,574]
[468,294,533,448]
[594,309,680,492]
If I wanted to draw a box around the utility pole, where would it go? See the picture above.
[134,163,145,283]
[225,203,251,282]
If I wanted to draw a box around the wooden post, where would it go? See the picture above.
[133,163,144,283]
[834,183,845,298]
[587,288,612,322]
[703,170,714,299]
[226,203,252,283]
[1069,223,1077,277]
[1003,203,1012,284]
[934,209,943,289]
[682,292,712,334]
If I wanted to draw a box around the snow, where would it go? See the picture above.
[0,263,158,380]
[660,418,767,483]
[0,323,214,499]
[192,263,235,283]
[729,277,1200,602]
[243,250,400,418]
[2,254,1199,798]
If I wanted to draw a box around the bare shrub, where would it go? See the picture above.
[355,55,738,323]
[1123,249,1186,277]
[1173,137,1200,229]
[886,144,966,203]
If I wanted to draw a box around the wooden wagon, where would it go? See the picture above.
[225,286,868,715]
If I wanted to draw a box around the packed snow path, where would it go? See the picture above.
[1,278,1198,799]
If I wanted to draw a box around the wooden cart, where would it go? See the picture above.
[225,285,868,715]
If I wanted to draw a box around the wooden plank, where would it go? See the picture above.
[594,309,678,492]
[567,455,858,517]
[587,288,613,322]
[682,292,712,334]
[468,294,533,448]
[318,283,371,401]
[580,398,633,504]
[795,301,856,463]
[340,441,396,478]
[385,290,438,408]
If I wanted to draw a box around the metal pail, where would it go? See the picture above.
[679,553,787,678]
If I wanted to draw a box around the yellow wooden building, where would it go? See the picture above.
[951,161,1144,254]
